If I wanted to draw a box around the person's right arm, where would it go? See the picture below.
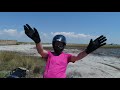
[24,24,48,58]
[36,42,48,58]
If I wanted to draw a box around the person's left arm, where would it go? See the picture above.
[69,35,107,63]
[69,50,88,63]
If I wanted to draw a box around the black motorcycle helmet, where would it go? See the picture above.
[52,34,66,55]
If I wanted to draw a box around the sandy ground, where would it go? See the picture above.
[0,44,120,78]
[67,55,120,78]
[0,44,52,56]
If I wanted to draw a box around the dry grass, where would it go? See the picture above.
[0,51,46,78]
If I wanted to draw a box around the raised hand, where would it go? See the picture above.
[24,24,41,44]
[85,35,107,54]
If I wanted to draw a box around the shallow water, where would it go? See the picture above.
[64,48,120,58]
[91,48,120,58]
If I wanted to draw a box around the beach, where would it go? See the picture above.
[0,44,120,78]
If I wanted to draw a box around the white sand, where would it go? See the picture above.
[66,55,120,78]
[0,44,52,56]
[0,44,120,78]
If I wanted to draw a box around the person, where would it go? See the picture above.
[23,24,107,78]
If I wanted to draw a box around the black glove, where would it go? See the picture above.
[85,35,107,54]
[24,24,41,44]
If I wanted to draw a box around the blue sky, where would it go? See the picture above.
[0,12,120,44]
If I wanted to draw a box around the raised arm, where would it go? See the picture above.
[24,24,48,58]
[36,42,48,58]
[70,35,107,63]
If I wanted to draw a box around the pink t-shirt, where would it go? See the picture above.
[43,51,72,78]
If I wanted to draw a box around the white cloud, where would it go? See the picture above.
[40,32,47,37]
[0,30,100,44]
[50,32,100,44]
[0,29,27,41]
[2,29,18,36]
[51,32,98,39]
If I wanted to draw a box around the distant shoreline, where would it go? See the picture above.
[0,44,120,58]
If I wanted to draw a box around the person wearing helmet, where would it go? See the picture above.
[52,34,66,56]
[24,24,107,78]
